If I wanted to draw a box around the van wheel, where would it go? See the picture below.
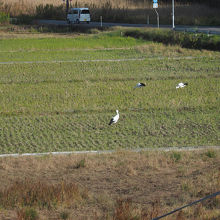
[76,19,80,24]
[87,21,90,24]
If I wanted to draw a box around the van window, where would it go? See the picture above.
[73,10,78,14]
[81,10,90,14]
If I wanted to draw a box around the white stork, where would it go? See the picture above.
[109,110,119,125]
[176,82,188,89]
[134,82,146,88]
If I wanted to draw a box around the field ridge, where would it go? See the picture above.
[0,145,220,158]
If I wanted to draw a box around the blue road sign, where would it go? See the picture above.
[153,3,158,8]
[153,0,158,3]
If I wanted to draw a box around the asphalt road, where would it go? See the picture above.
[36,19,220,35]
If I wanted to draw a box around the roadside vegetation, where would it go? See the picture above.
[124,28,220,51]
[0,11,9,24]
[0,150,219,219]
[0,0,220,25]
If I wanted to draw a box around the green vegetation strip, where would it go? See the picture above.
[0,32,219,154]
[124,29,220,51]
[0,33,145,51]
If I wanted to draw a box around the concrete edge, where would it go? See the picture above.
[0,146,219,158]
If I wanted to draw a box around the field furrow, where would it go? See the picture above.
[0,32,219,154]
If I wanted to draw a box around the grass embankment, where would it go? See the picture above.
[124,29,220,51]
[0,150,219,219]
[0,31,219,154]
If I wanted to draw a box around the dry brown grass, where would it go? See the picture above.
[0,0,143,17]
[1,0,219,25]
[0,180,87,209]
[1,0,149,9]
[0,149,219,219]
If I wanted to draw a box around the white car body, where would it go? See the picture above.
[67,8,91,24]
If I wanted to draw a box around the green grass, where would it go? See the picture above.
[0,110,218,154]
[0,31,219,154]
[0,33,145,51]
[0,49,144,62]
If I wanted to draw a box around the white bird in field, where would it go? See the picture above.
[134,82,146,88]
[109,110,119,125]
[176,82,188,89]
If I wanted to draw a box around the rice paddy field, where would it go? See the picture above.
[0,29,220,155]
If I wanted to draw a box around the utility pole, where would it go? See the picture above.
[154,9,159,29]
[64,0,69,15]
[172,0,175,29]
[153,0,159,28]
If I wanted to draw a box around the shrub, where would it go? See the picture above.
[75,158,86,169]
[35,4,66,20]
[124,29,220,51]
[205,150,217,158]
[0,11,9,24]
[170,152,181,162]
[60,211,70,220]
[17,207,39,220]
[113,198,138,220]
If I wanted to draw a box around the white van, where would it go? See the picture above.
[67,8,91,24]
